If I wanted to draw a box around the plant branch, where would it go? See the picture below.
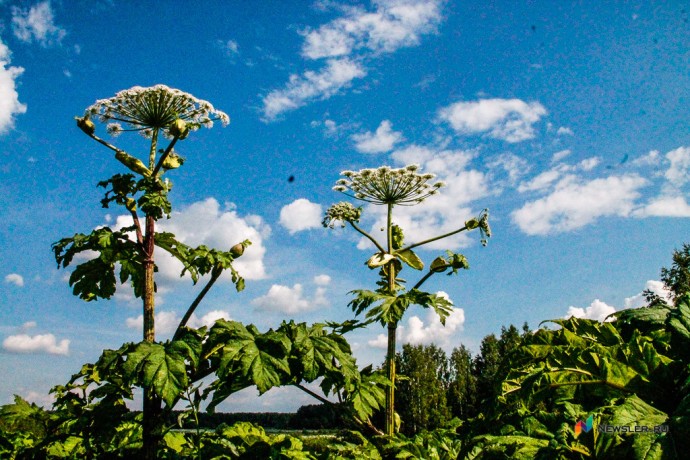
[83,131,128,157]
[349,221,386,253]
[293,384,384,436]
[399,225,469,252]
[152,136,180,177]
[294,383,335,406]
[412,270,436,290]
[129,208,145,247]
[173,266,222,340]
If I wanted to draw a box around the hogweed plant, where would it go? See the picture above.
[324,165,491,436]
[54,85,245,458]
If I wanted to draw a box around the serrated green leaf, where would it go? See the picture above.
[121,342,187,407]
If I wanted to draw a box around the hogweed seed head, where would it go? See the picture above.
[332,165,445,206]
[84,84,229,138]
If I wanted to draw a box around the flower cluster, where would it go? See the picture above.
[332,164,445,206]
[322,202,362,228]
[84,84,230,138]
[478,209,491,246]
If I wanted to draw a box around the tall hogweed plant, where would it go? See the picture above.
[39,85,386,459]
[55,85,240,457]
[324,165,491,436]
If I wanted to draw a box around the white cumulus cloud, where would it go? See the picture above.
[401,307,465,346]
[511,174,647,235]
[0,40,26,135]
[564,299,616,322]
[634,195,690,218]
[352,120,403,154]
[313,274,331,286]
[3,332,69,355]
[12,1,66,47]
[280,199,323,234]
[262,58,366,121]
[263,0,443,120]
[438,98,547,143]
[4,273,24,287]
[664,146,690,189]
[301,0,443,59]
[252,281,329,314]
[551,149,572,163]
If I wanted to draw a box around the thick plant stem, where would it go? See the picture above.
[385,321,397,436]
[142,132,161,460]
[143,215,156,343]
[384,203,397,437]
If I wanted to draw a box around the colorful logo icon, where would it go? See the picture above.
[574,415,594,438]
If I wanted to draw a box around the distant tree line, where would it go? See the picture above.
[167,404,346,430]
[394,323,529,435]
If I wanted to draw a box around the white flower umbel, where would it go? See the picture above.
[84,84,230,137]
[322,201,362,228]
[333,164,445,206]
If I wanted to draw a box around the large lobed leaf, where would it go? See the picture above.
[121,342,188,407]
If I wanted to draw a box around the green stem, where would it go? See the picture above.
[152,135,180,177]
[384,202,397,437]
[412,270,435,290]
[399,225,469,252]
[149,129,159,170]
[412,263,453,290]
[173,266,222,341]
[82,130,126,156]
[349,221,386,253]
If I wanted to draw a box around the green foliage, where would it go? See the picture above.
[460,291,690,459]
[448,345,478,420]
[384,423,463,460]
[348,289,453,326]
[155,232,249,290]
[396,344,451,435]
[52,226,143,301]
[660,243,690,304]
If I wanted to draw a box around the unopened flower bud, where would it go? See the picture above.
[230,243,245,258]
[465,218,479,230]
[162,152,185,170]
[76,117,95,135]
[430,257,448,273]
[169,118,189,139]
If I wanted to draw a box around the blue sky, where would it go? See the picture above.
[0,0,688,412]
